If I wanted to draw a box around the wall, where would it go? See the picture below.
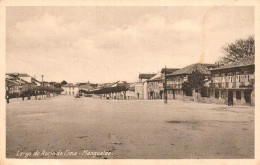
[62,87,79,95]
[126,91,135,100]
[143,82,148,100]
[147,81,163,99]
[251,89,255,106]
[135,83,143,99]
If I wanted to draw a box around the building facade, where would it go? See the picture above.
[135,73,156,99]
[147,73,164,99]
[6,73,41,96]
[209,56,255,106]
[166,63,216,100]
[61,83,79,95]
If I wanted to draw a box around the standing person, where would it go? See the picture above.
[6,91,9,104]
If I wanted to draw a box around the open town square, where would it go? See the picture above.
[4,6,256,160]
[6,95,254,159]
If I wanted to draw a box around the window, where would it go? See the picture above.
[236,91,241,100]
[215,90,219,98]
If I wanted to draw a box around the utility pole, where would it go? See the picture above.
[41,75,44,99]
[6,80,9,104]
[164,66,168,104]
[41,75,44,86]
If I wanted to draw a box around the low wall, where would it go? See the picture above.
[173,93,227,105]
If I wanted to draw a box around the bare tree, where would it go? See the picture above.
[219,35,254,65]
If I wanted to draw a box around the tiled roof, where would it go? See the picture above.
[6,79,20,85]
[167,63,217,76]
[211,55,255,71]
[31,77,41,83]
[139,73,156,79]
[78,83,97,88]
[161,68,179,74]
[147,73,163,82]
[6,75,31,84]
[6,73,31,77]
[62,83,77,87]
[110,81,128,87]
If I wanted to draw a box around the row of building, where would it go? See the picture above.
[134,55,255,106]
[8,55,254,106]
[5,73,59,96]
[61,81,136,100]
[63,55,254,106]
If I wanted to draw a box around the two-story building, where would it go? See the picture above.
[6,73,41,95]
[146,68,179,100]
[135,73,156,99]
[166,63,216,100]
[61,83,79,95]
[147,73,163,99]
[209,55,255,106]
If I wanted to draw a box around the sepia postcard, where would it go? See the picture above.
[0,0,259,165]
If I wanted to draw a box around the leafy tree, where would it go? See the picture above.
[200,86,210,97]
[61,80,67,86]
[219,35,255,64]
[54,82,62,88]
[182,81,193,96]
[181,70,208,96]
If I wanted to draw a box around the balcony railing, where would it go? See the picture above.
[166,84,181,89]
[210,81,254,89]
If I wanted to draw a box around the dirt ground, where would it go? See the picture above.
[6,95,254,159]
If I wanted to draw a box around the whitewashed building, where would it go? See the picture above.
[61,83,79,95]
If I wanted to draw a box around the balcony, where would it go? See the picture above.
[210,83,222,88]
[210,81,254,89]
[166,84,181,89]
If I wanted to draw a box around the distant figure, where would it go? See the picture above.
[6,95,9,104]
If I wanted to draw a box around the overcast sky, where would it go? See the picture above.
[6,6,254,83]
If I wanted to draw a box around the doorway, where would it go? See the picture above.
[244,90,252,104]
[228,91,233,106]
[159,91,163,99]
[150,92,153,99]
